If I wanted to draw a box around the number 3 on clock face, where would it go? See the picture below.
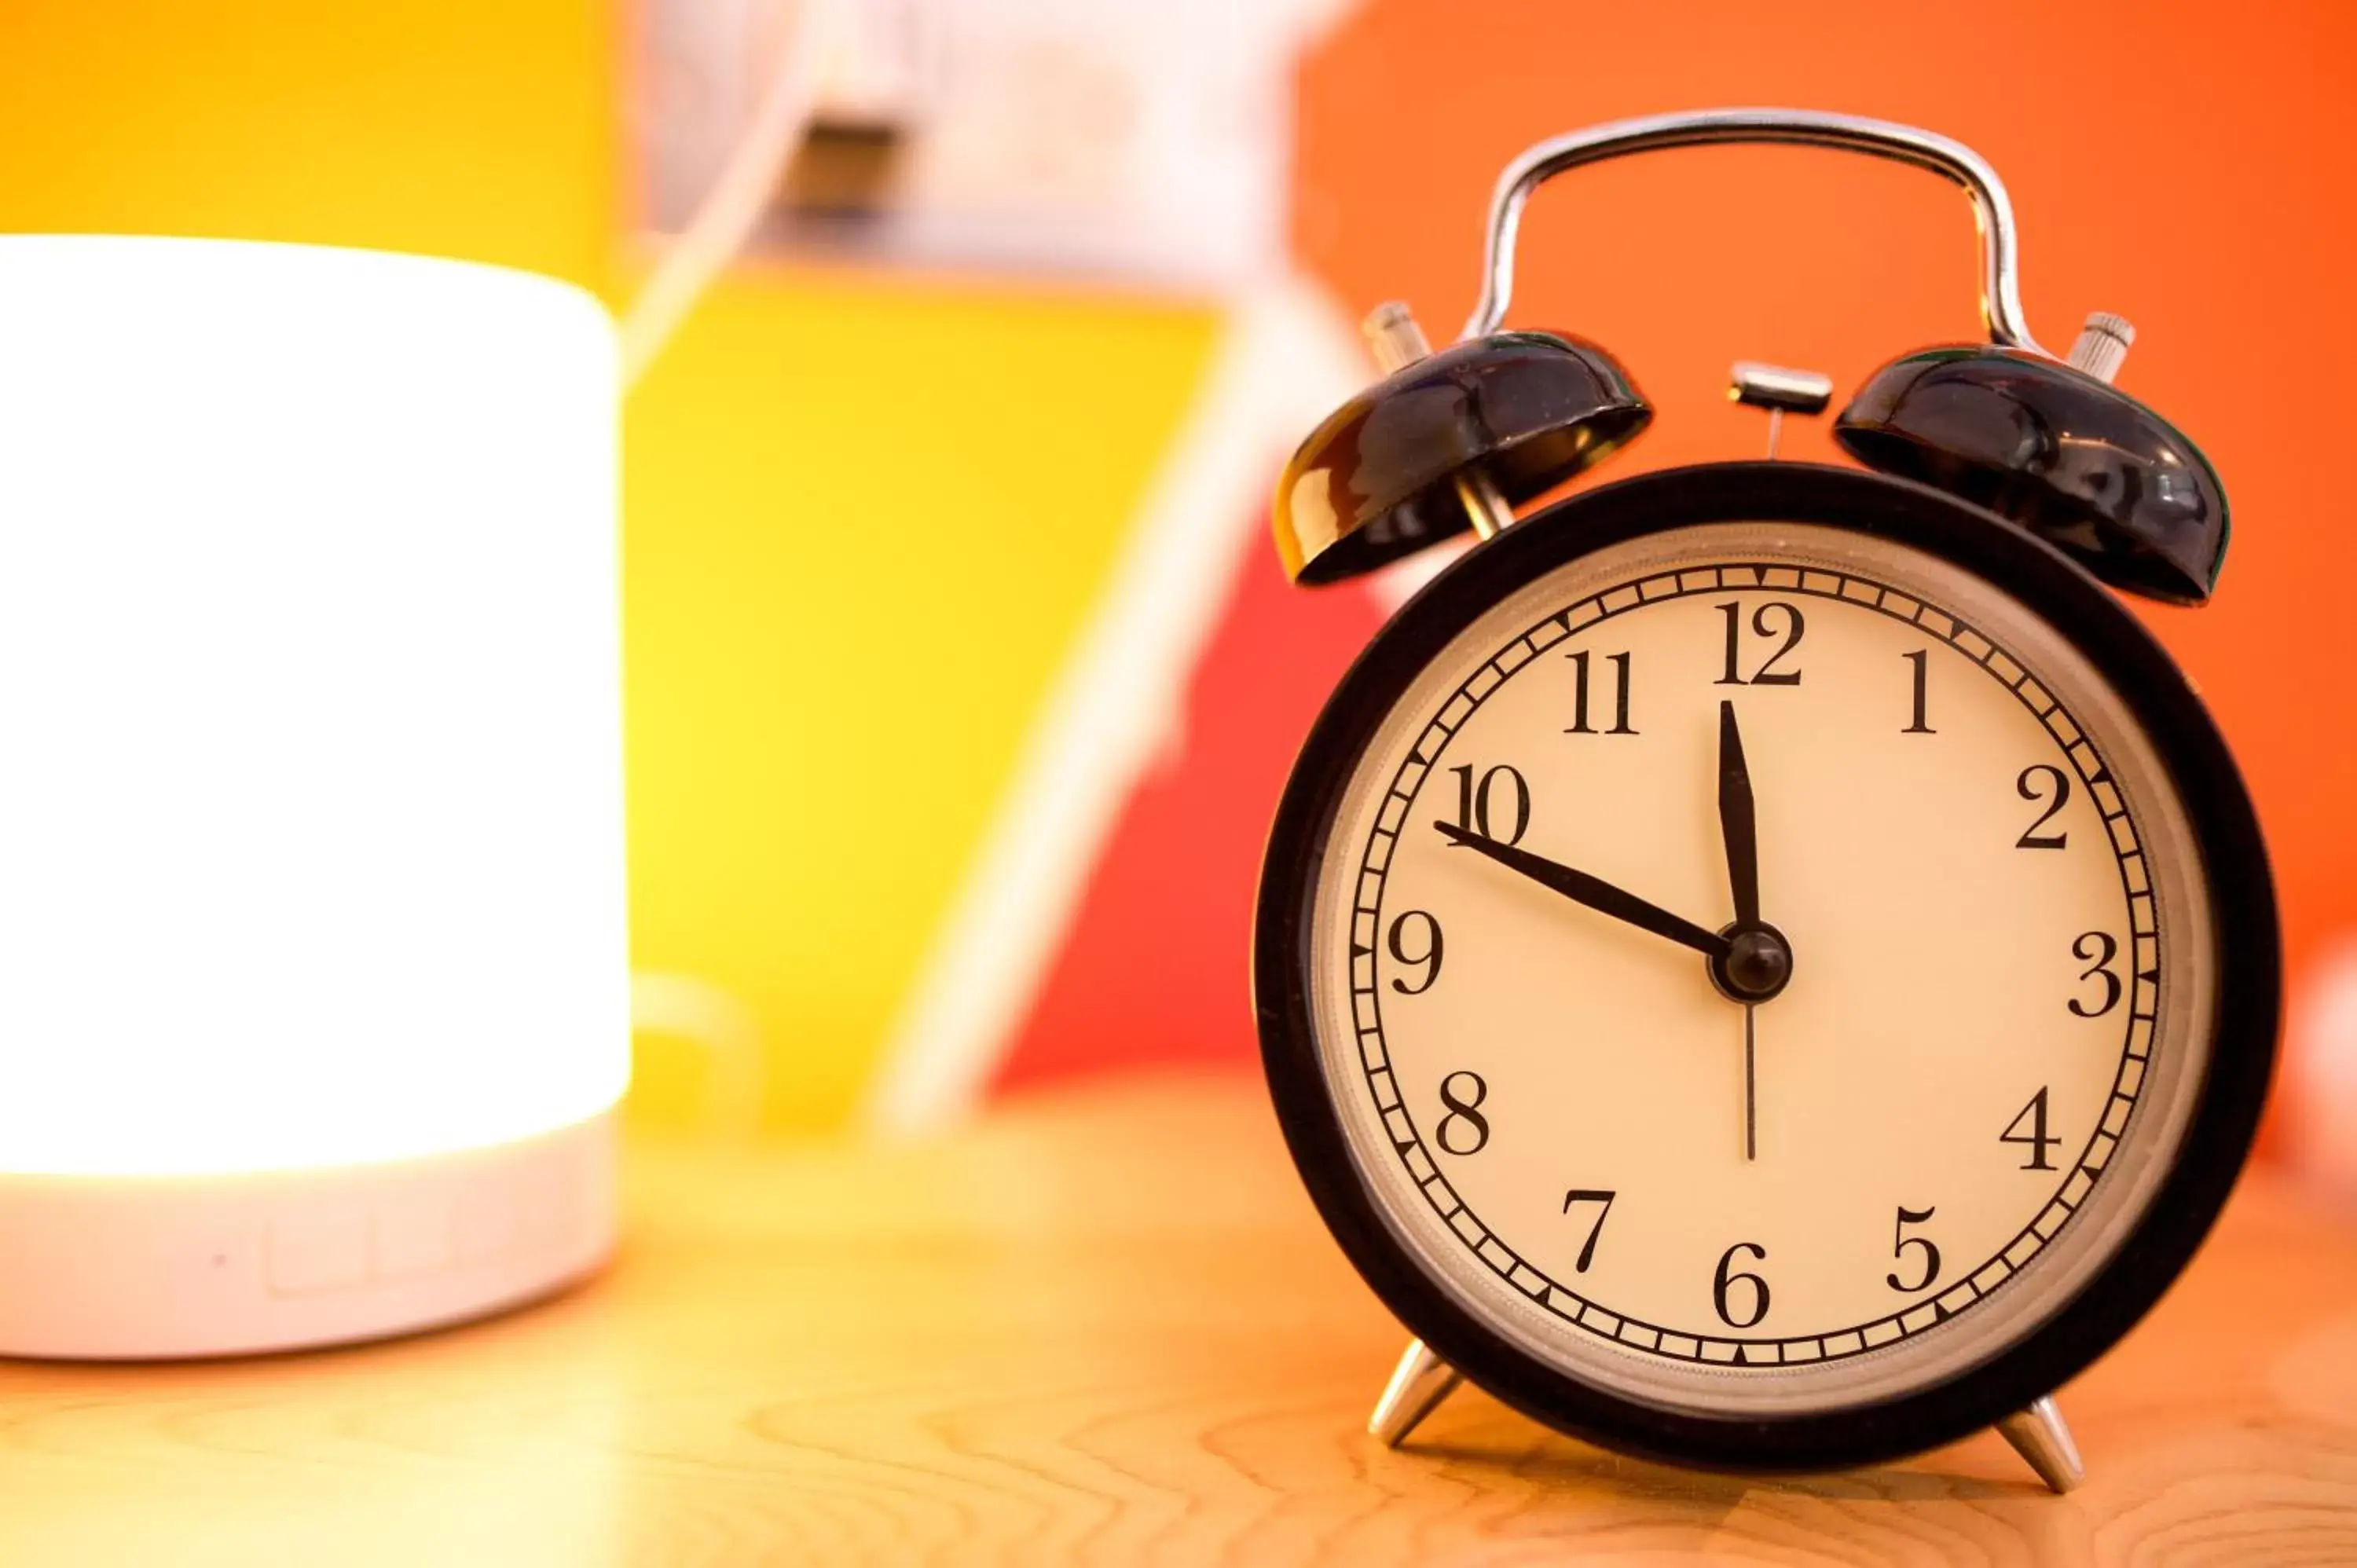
[1257,470,2276,1467]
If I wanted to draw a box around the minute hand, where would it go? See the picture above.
[1433,821,1732,959]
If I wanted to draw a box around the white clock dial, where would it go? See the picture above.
[1310,522,2214,1414]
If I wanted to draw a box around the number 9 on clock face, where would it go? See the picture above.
[1255,469,2275,1465]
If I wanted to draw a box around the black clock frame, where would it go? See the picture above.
[1253,460,2278,1474]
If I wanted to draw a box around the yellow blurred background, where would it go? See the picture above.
[0,0,1221,1131]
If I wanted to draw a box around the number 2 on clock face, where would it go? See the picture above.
[1329,537,2178,1377]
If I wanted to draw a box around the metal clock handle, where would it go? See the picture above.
[1461,107,2051,357]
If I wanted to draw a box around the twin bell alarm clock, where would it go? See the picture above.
[1252,108,2277,1489]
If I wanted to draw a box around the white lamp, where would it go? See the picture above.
[0,237,629,1357]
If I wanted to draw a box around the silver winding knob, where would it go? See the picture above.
[2066,311,2135,383]
[1362,300,1434,374]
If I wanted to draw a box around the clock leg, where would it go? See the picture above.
[1368,1336,1464,1448]
[1996,1394,2085,1493]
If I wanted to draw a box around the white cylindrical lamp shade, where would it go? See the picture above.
[0,237,629,1357]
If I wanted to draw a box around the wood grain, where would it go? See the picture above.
[3,1074,2355,1566]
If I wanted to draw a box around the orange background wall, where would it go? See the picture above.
[1296,2,2357,1105]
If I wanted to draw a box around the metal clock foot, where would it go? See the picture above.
[1996,1394,2085,1493]
[1368,1337,1464,1448]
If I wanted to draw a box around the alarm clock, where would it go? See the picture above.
[1254,108,2277,1490]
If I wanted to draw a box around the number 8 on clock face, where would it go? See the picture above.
[1255,465,2275,1472]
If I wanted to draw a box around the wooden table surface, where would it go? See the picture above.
[5,1075,2357,1566]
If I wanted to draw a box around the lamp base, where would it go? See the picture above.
[0,1109,616,1360]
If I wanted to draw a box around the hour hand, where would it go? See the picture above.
[1433,821,1731,959]
[1718,699,1760,925]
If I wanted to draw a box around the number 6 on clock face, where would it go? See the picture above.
[1256,467,2275,1471]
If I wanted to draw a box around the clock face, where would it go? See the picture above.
[1299,519,2220,1416]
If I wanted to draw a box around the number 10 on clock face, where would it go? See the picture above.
[1307,522,2213,1412]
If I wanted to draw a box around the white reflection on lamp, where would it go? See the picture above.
[0,236,629,1357]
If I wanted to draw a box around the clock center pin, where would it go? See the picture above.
[1713,923,1796,1003]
